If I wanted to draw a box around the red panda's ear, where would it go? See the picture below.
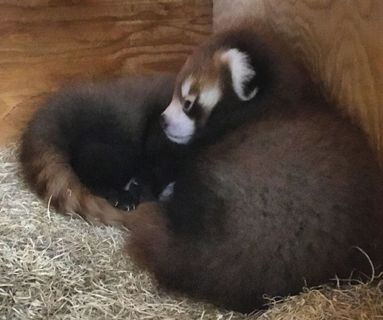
[220,48,258,101]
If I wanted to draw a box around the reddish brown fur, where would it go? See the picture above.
[20,140,126,225]
[123,27,383,312]
[20,25,383,313]
[126,202,171,270]
[124,104,383,312]
[20,74,176,226]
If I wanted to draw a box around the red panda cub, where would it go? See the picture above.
[123,27,383,312]
[20,74,187,226]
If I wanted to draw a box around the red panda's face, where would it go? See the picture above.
[161,43,258,145]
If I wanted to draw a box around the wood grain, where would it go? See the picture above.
[0,0,212,144]
[214,0,383,164]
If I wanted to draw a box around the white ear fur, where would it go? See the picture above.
[220,48,258,101]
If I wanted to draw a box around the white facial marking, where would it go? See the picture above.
[199,82,222,111]
[181,76,193,98]
[221,48,258,101]
[162,98,195,144]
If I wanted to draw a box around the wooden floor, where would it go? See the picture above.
[0,0,212,144]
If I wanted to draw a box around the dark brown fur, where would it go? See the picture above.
[123,28,383,312]
[20,74,179,225]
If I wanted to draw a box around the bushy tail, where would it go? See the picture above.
[20,139,127,226]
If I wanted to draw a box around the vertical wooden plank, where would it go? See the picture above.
[214,0,383,163]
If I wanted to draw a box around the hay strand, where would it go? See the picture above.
[1,145,382,319]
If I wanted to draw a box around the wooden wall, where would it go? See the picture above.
[0,0,212,144]
[214,0,383,163]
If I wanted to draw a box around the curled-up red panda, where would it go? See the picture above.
[20,74,189,225]
[123,27,383,312]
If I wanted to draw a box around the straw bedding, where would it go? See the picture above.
[1,144,382,319]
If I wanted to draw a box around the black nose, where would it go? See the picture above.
[160,114,168,130]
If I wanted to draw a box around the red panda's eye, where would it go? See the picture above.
[183,100,193,113]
